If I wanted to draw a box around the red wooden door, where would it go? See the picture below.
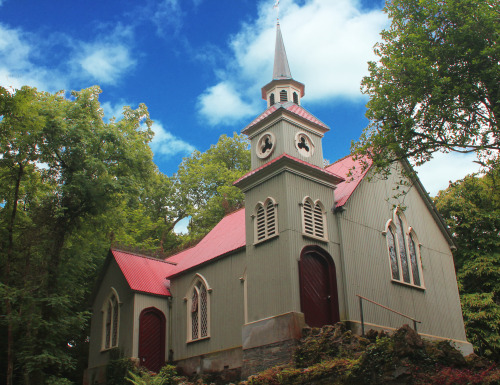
[138,308,166,373]
[299,248,340,328]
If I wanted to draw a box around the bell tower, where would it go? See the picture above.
[242,22,329,172]
[237,20,345,378]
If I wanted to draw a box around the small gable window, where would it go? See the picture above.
[102,288,120,350]
[187,275,211,342]
[254,197,278,244]
[280,90,288,102]
[301,197,327,241]
[270,93,275,105]
[383,209,424,288]
[293,92,298,104]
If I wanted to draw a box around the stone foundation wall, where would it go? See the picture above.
[241,312,306,379]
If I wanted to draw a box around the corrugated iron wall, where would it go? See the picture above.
[88,259,135,369]
[169,251,246,362]
[337,165,467,342]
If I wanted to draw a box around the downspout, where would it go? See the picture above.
[167,296,173,362]
[334,206,350,325]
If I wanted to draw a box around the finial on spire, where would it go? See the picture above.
[273,0,280,21]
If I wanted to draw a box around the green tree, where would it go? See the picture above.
[0,86,156,384]
[354,0,499,170]
[174,133,250,243]
[434,166,500,359]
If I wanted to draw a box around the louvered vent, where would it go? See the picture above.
[313,203,324,238]
[256,204,266,241]
[280,90,288,102]
[303,200,314,235]
[302,198,327,240]
[266,200,276,237]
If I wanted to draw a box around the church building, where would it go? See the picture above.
[85,21,472,384]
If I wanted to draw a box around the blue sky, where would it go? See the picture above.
[0,0,480,199]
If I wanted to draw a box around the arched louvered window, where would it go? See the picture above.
[383,209,424,288]
[187,275,211,342]
[302,197,327,240]
[270,93,275,106]
[102,288,120,350]
[254,198,278,244]
[293,92,298,104]
[280,90,288,102]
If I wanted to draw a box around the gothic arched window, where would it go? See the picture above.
[102,288,120,350]
[254,197,278,244]
[270,93,275,105]
[383,209,424,288]
[301,197,327,241]
[187,275,211,342]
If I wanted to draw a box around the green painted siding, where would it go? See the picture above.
[88,259,135,370]
[250,119,325,170]
[169,251,246,362]
[337,165,467,343]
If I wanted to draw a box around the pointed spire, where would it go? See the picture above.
[272,22,292,80]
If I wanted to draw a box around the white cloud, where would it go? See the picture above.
[150,121,196,158]
[415,152,482,197]
[0,24,66,91]
[74,25,136,85]
[198,82,258,126]
[196,0,388,126]
[101,100,128,121]
[0,22,136,92]
[78,46,134,85]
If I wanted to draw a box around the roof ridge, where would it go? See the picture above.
[111,248,177,265]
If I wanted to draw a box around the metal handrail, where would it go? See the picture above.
[356,294,421,336]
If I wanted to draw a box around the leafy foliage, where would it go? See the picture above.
[243,324,499,385]
[174,133,250,243]
[353,0,499,170]
[434,166,500,359]
[0,85,156,385]
[125,365,178,385]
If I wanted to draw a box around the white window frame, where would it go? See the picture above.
[253,197,278,244]
[301,197,328,241]
[383,208,425,289]
[101,287,120,351]
[186,274,212,343]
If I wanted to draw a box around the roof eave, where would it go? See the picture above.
[242,106,329,137]
[234,154,344,191]
[401,160,457,250]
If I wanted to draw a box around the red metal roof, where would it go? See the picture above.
[234,153,344,186]
[244,102,329,132]
[109,156,372,293]
[164,208,246,277]
[112,249,175,296]
[326,155,372,207]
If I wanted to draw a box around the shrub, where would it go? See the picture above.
[125,365,178,385]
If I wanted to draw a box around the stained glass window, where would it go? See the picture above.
[188,277,210,342]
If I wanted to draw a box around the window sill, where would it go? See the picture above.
[302,233,328,243]
[391,279,425,291]
[253,233,279,246]
[100,346,119,353]
[187,336,210,344]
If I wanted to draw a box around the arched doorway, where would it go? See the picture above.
[299,246,340,327]
[138,307,166,373]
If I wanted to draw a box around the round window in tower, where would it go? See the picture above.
[294,132,315,157]
[256,132,276,159]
